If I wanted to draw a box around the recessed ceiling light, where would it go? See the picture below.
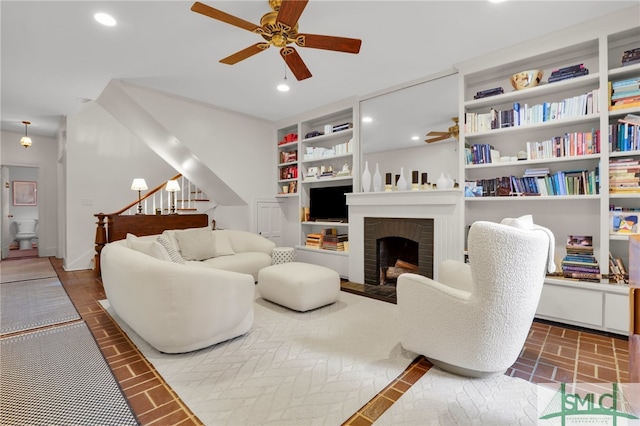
[489,0,506,3]
[277,83,290,92]
[362,116,373,123]
[94,12,116,27]
[411,136,420,141]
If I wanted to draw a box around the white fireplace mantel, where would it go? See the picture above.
[346,189,464,284]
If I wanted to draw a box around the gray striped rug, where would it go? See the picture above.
[0,322,139,425]
[1,277,80,335]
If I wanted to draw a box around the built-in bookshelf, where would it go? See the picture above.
[455,17,640,335]
[274,101,357,277]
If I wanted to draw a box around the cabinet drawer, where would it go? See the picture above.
[604,292,630,334]
[537,285,603,326]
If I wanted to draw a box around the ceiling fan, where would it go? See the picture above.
[425,117,459,143]
[190,0,362,81]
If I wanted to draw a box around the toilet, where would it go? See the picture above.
[14,219,37,250]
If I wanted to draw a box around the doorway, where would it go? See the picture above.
[1,165,39,260]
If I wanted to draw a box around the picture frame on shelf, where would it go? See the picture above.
[12,181,37,206]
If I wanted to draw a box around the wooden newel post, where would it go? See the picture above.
[94,213,107,277]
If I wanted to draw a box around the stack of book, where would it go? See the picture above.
[321,229,348,251]
[609,76,640,110]
[305,233,322,249]
[622,47,640,67]
[561,235,601,282]
[609,158,640,194]
[548,63,589,83]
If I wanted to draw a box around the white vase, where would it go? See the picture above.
[373,163,382,192]
[446,174,455,189]
[436,172,448,189]
[362,161,371,192]
[397,167,408,191]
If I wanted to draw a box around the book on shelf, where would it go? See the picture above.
[609,252,628,284]
[618,113,640,126]
[473,87,504,99]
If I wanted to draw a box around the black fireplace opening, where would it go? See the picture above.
[378,237,418,286]
[363,217,434,287]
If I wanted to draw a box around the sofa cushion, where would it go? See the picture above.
[175,228,217,261]
[126,233,171,262]
[197,252,272,281]
[157,235,185,264]
[212,231,235,257]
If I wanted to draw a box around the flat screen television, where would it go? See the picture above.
[309,185,352,222]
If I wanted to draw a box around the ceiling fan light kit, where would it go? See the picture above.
[191,0,362,81]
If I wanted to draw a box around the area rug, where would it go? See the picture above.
[375,366,539,425]
[0,277,80,335]
[0,322,139,425]
[0,257,57,283]
[101,290,416,425]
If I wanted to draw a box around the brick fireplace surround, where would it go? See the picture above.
[347,190,464,284]
[364,217,434,286]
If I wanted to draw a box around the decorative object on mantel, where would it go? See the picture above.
[421,173,429,190]
[373,163,382,192]
[385,173,392,192]
[361,161,371,192]
[411,170,419,190]
[396,167,408,191]
[436,172,451,189]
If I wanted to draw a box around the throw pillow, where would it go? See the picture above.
[212,231,235,257]
[174,228,217,261]
[500,214,534,229]
[157,235,185,264]
[126,233,172,262]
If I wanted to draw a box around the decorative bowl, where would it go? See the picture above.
[510,69,544,90]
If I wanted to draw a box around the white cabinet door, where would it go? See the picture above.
[256,199,283,246]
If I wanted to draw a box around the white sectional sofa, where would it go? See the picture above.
[100,227,276,353]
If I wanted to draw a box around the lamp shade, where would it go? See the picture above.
[130,178,148,191]
[20,136,32,148]
[165,180,180,192]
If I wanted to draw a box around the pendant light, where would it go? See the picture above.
[20,121,32,148]
[277,66,290,92]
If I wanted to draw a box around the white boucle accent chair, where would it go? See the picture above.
[397,218,554,378]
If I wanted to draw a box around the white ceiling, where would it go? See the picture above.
[2,1,637,140]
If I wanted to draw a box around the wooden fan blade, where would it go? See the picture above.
[220,43,269,65]
[296,33,362,53]
[425,135,450,143]
[280,47,312,81]
[427,131,448,136]
[191,2,261,33]
[276,0,308,29]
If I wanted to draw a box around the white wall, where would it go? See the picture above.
[118,84,275,231]
[65,87,276,270]
[0,130,58,257]
[65,102,178,270]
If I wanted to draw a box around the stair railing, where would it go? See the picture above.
[93,173,210,276]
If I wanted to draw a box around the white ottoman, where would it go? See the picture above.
[257,262,340,312]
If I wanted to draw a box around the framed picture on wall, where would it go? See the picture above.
[13,181,37,206]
